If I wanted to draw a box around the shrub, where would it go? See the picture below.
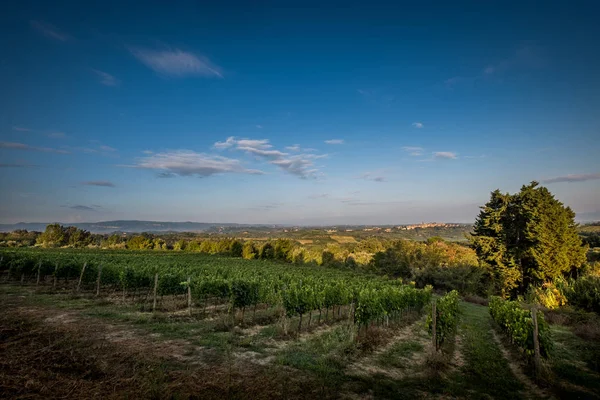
[568,275,600,313]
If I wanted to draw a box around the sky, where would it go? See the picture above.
[0,1,599,225]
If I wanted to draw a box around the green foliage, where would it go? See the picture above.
[489,296,552,358]
[127,235,153,250]
[427,290,460,350]
[1,247,432,330]
[567,275,600,313]
[37,224,92,248]
[414,264,489,296]
[258,242,274,259]
[354,285,432,327]
[242,241,257,259]
[471,182,587,297]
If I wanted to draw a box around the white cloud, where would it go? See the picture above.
[256,125,263,129]
[412,122,424,129]
[47,132,66,139]
[132,150,264,177]
[324,139,344,145]
[0,141,69,154]
[213,137,325,178]
[543,173,600,184]
[285,144,301,152]
[402,146,424,156]
[30,20,71,41]
[142,150,153,155]
[433,151,458,160]
[12,126,32,132]
[92,69,120,86]
[129,47,223,78]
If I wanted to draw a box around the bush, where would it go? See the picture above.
[489,297,552,358]
[568,275,600,313]
[414,264,491,296]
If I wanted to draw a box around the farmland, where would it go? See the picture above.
[2,248,599,399]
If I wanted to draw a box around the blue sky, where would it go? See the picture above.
[1,1,599,225]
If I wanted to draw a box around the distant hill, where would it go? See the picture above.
[0,220,261,234]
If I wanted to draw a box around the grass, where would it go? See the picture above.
[445,302,526,399]
[549,324,600,398]
[9,283,600,399]
[377,341,424,368]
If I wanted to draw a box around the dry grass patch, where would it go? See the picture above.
[330,235,357,244]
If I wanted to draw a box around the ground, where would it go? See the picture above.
[1,284,599,399]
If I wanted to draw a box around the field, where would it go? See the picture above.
[1,249,600,399]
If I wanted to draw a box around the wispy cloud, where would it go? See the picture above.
[12,126,32,132]
[214,137,325,179]
[324,139,344,145]
[61,143,118,157]
[30,20,71,42]
[12,126,66,139]
[250,202,283,211]
[99,145,117,152]
[130,150,264,178]
[256,125,263,129]
[359,172,386,182]
[463,154,487,159]
[129,47,223,78]
[412,122,424,129]
[285,144,301,152]
[92,69,120,86]
[65,205,98,211]
[433,151,458,160]
[82,181,116,187]
[0,142,69,154]
[47,132,66,139]
[543,173,600,184]
[0,162,39,168]
[446,43,544,87]
[308,193,329,199]
[402,146,424,156]
[141,150,153,155]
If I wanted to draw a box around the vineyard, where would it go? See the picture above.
[2,248,600,399]
[0,248,431,333]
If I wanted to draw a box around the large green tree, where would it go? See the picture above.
[471,182,587,297]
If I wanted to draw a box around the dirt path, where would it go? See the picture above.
[345,315,428,379]
[489,328,555,400]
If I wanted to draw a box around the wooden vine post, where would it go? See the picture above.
[77,262,87,293]
[53,262,58,288]
[432,300,437,352]
[36,261,42,286]
[152,273,159,312]
[187,276,192,316]
[96,264,103,296]
[531,305,542,379]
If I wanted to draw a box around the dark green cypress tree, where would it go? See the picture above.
[471,182,587,297]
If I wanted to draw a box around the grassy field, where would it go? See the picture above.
[2,274,599,399]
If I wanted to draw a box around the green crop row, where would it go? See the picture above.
[489,296,552,358]
[0,248,431,330]
[427,290,460,351]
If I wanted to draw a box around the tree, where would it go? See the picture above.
[127,235,153,250]
[37,224,67,247]
[471,182,587,297]
[242,241,257,259]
